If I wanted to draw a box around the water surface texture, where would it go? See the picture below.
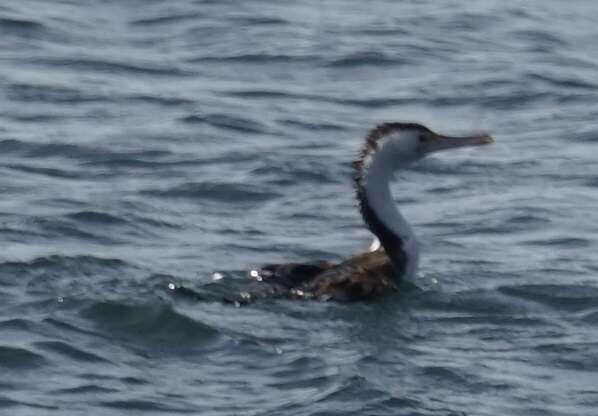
[2,1,598,415]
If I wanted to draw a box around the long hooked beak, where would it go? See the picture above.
[428,131,494,153]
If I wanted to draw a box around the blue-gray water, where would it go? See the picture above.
[2,1,598,415]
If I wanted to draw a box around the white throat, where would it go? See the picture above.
[362,140,419,281]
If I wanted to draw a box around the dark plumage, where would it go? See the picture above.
[172,246,398,304]
[255,248,397,302]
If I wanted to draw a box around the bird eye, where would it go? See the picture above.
[419,134,429,142]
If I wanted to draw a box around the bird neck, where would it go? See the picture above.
[354,144,418,281]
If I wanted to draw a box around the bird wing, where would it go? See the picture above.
[255,260,333,288]
[302,249,398,301]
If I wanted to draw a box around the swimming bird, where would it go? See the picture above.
[172,122,492,303]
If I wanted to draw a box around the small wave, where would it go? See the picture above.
[80,158,169,169]
[350,27,411,37]
[189,53,314,64]
[62,210,160,242]
[100,398,197,413]
[0,397,58,410]
[0,318,36,331]
[498,283,598,312]
[526,72,597,90]
[429,91,553,109]
[228,16,288,26]
[278,118,348,132]
[305,375,391,413]
[512,29,567,48]
[580,309,598,323]
[0,139,108,160]
[141,182,280,203]
[82,152,253,170]
[123,94,195,106]
[225,88,358,109]
[419,365,469,385]
[0,345,45,369]
[66,211,128,226]
[0,223,43,242]
[79,373,148,386]
[29,217,122,244]
[43,317,103,339]
[225,89,302,100]
[0,255,129,276]
[128,213,182,230]
[521,237,591,248]
[412,288,530,316]
[574,129,598,143]
[331,97,410,109]
[180,112,267,134]
[130,12,204,26]
[52,384,119,395]
[29,57,194,77]
[0,17,50,40]
[444,12,498,31]
[0,17,45,31]
[33,341,110,363]
[6,112,67,123]
[8,83,193,106]
[325,51,408,68]
[534,340,598,372]
[250,161,338,185]
[224,88,392,110]
[81,301,218,343]
[446,211,552,236]
[2,140,171,171]
[3,163,81,179]
[6,83,105,104]
[0,139,24,152]
[507,214,551,226]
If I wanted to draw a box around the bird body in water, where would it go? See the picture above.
[172,122,493,303]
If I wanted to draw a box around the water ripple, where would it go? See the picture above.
[498,284,598,312]
[6,83,105,103]
[0,255,130,279]
[2,1,598,414]
[325,51,409,67]
[27,57,194,77]
[66,210,128,225]
[100,399,197,413]
[81,301,219,344]
[141,181,280,202]
[33,340,111,363]
[130,13,205,27]
[0,345,45,369]
[180,112,268,134]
